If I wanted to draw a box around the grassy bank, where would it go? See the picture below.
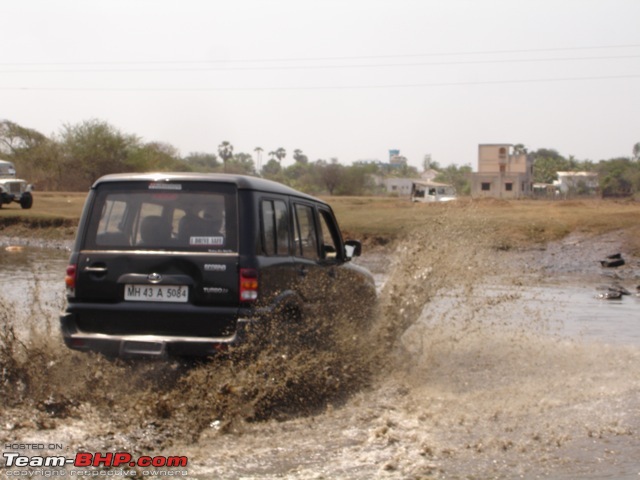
[1,192,639,253]
[330,196,640,254]
[0,192,85,240]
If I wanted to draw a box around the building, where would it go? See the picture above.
[371,175,414,196]
[470,144,534,198]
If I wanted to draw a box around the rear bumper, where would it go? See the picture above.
[60,305,259,357]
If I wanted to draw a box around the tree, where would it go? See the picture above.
[532,148,567,184]
[261,158,282,179]
[316,158,342,195]
[254,146,263,171]
[421,155,441,172]
[0,120,61,189]
[226,152,255,175]
[274,147,286,164]
[334,162,376,195]
[596,157,639,197]
[633,142,640,161]
[183,152,219,171]
[434,164,472,195]
[218,141,234,172]
[293,149,308,164]
[126,142,183,172]
[0,120,48,155]
[58,119,138,189]
[513,143,528,155]
[422,154,432,172]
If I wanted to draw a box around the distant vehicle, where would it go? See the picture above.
[410,181,457,203]
[60,173,376,358]
[0,159,33,209]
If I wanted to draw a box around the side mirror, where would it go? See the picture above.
[344,240,362,259]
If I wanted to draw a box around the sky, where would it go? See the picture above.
[2,0,640,171]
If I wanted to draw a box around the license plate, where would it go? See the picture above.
[124,284,188,303]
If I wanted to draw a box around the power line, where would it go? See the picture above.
[1,54,639,74]
[0,43,639,67]
[1,73,639,92]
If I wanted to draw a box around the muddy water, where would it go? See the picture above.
[0,245,68,333]
[1,230,640,479]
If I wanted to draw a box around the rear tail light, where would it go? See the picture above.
[239,268,258,301]
[65,264,77,297]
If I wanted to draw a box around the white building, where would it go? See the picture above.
[371,175,414,196]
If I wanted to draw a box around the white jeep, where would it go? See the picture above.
[0,159,33,209]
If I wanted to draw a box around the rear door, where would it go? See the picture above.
[75,180,239,309]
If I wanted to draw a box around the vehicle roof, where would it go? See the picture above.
[0,159,15,166]
[93,172,324,203]
[412,180,454,188]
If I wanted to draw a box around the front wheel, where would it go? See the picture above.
[20,192,33,209]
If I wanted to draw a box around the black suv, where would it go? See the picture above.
[60,173,376,357]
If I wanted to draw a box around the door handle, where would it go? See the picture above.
[84,266,108,273]
[84,265,108,278]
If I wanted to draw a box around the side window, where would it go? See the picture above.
[261,200,276,255]
[261,199,290,256]
[293,203,318,260]
[318,209,341,260]
[275,201,289,254]
[97,199,127,235]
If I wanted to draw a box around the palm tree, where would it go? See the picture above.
[254,146,263,171]
[218,141,234,172]
[275,147,286,164]
[513,144,528,155]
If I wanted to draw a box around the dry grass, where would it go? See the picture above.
[0,192,86,240]
[0,191,86,219]
[328,196,640,252]
[1,192,640,251]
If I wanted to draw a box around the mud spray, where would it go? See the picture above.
[1,206,640,479]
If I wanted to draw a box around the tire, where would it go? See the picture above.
[20,192,33,209]
[0,192,11,208]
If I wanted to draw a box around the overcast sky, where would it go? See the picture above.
[2,0,639,170]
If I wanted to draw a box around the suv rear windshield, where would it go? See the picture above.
[83,181,238,252]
